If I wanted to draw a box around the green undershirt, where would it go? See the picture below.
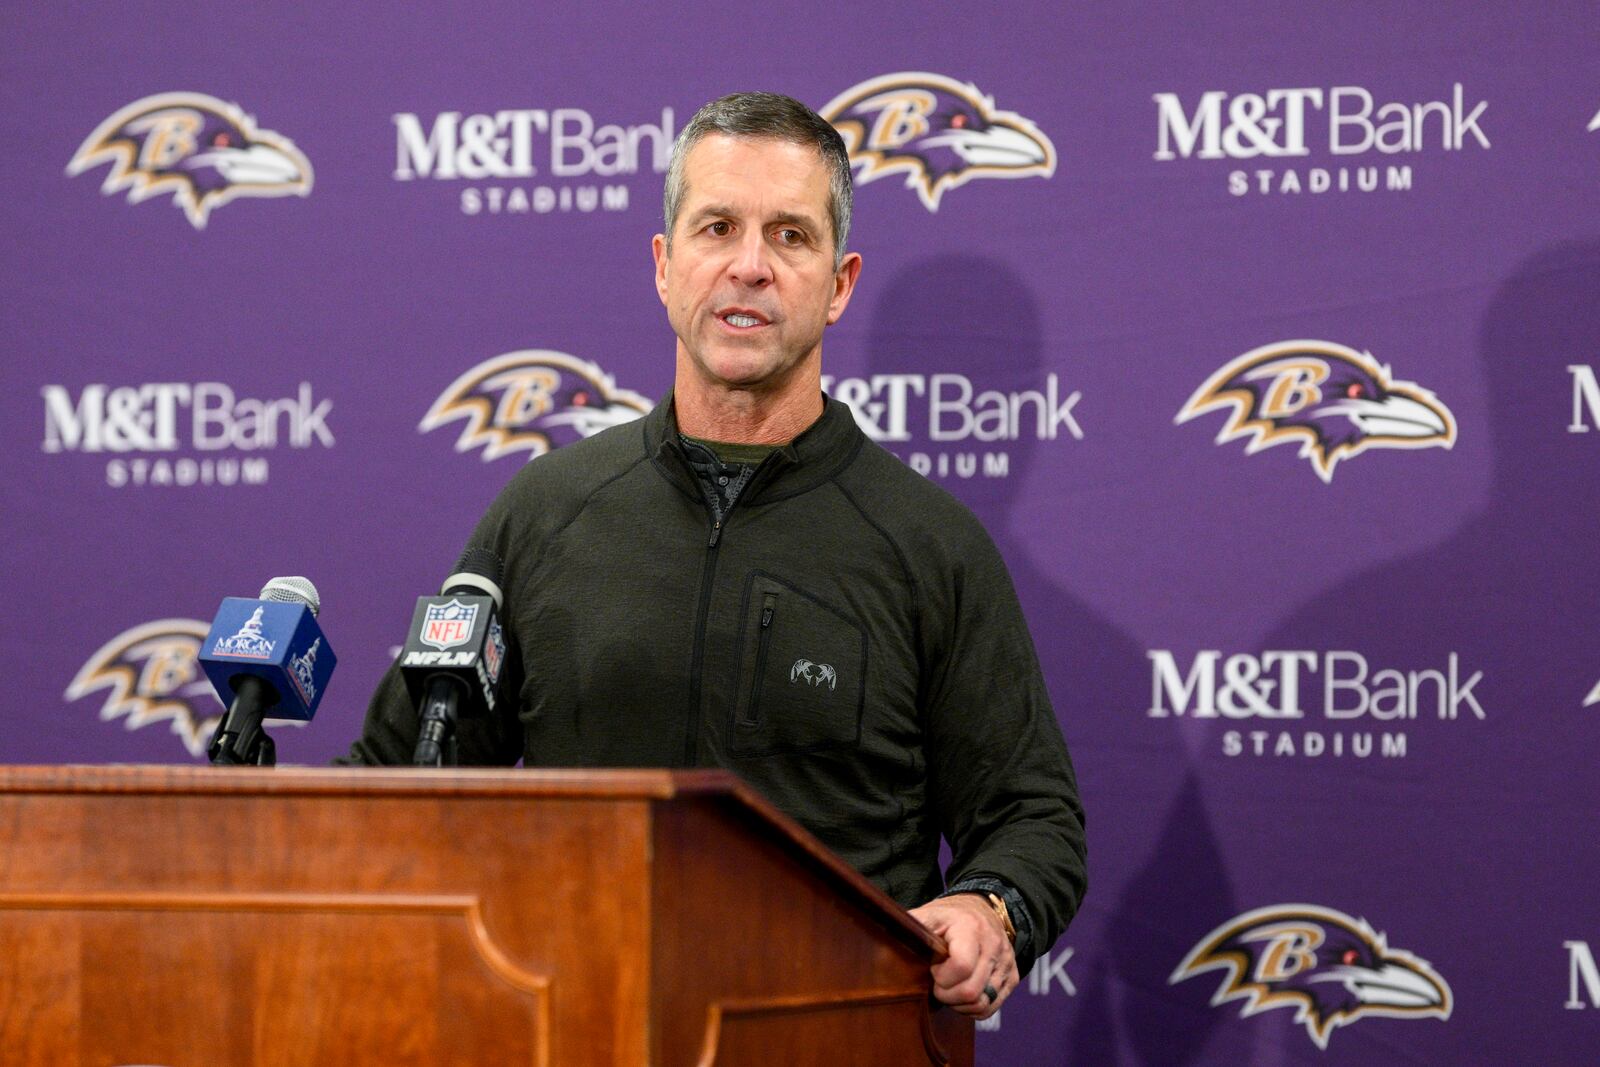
[679,435,779,466]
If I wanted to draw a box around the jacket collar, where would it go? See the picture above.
[645,390,865,505]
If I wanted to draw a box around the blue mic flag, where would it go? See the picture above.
[199,597,336,721]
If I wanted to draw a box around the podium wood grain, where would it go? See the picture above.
[0,765,972,1066]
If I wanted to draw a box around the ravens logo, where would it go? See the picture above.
[67,92,312,229]
[420,350,652,463]
[819,72,1055,211]
[65,619,221,758]
[1172,904,1451,1049]
[1177,340,1455,483]
[789,660,838,690]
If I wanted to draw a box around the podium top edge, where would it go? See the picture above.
[0,764,739,799]
[0,763,947,959]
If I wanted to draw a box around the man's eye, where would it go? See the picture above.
[707,221,731,236]
[775,228,803,245]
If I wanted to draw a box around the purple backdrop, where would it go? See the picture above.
[4,2,1598,1061]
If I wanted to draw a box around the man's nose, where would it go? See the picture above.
[727,231,773,287]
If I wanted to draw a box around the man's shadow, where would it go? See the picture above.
[1259,240,1600,1064]
[855,255,1239,1065]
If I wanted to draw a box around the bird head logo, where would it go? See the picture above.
[67,92,312,229]
[421,350,652,463]
[819,73,1055,211]
[1171,904,1451,1049]
[1177,340,1455,482]
[66,619,221,758]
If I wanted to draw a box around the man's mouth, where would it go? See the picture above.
[718,308,770,329]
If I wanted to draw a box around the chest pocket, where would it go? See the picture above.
[730,571,867,758]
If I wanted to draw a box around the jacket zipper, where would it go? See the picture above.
[739,592,778,727]
[679,447,782,764]
[684,518,721,763]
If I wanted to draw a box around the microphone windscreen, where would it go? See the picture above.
[258,575,322,616]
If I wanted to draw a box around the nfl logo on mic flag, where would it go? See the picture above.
[421,599,478,651]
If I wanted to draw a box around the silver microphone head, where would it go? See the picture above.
[258,575,321,616]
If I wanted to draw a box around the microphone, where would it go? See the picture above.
[401,548,508,767]
[201,576,337,766]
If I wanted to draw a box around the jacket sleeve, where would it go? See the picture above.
[921,527,1086,976]
[335,486,530,767]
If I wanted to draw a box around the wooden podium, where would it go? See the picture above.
[0,765,973,1066]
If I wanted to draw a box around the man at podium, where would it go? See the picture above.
[342,91,1085,1021]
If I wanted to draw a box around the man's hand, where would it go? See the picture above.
[908,893,1017,1020]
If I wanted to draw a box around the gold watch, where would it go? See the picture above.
[985,892,1017,946]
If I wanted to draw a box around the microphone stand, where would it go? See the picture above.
[207,675,279,766]
[412,675,462,767]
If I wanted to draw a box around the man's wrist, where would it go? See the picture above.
[939,876,1034,964]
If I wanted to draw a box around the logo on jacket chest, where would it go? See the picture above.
[790,659,838,690]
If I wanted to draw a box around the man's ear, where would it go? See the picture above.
[652,233,670,306]
[826,251,863,325]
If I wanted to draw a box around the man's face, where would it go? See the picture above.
[653,135,861,395]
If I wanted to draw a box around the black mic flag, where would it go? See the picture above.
[401,548,507,766]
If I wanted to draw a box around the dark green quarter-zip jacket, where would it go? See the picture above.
[343,394,1086,974]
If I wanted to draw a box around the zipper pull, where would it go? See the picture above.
[708,519,722,548]
[760,592,776,629]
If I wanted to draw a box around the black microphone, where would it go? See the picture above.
[401,548,508,767]
[201,576,336,766]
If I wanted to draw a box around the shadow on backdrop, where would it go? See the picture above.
[862,255,1238,1065]
[1260,239,1600,1064]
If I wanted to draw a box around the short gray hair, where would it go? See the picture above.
[662,92,854,268]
